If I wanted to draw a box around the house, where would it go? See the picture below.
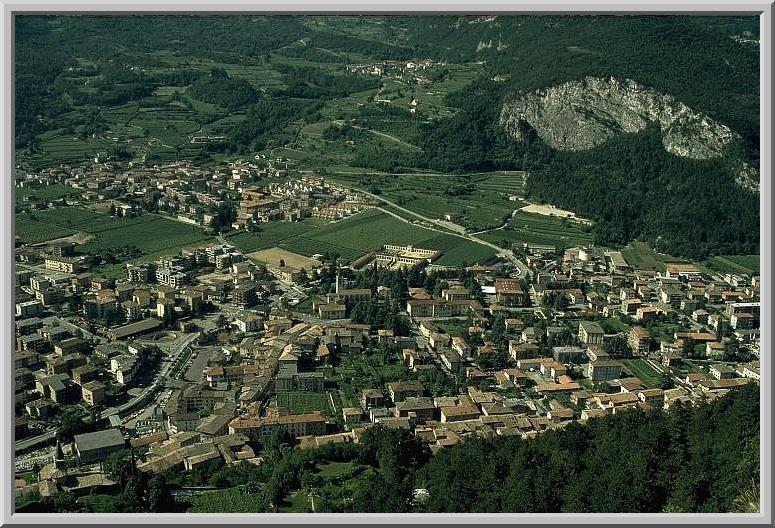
[578,322,604,345]
[709,363,737,380]
[585,361,622,382]
[493,279,528,306]
[387,381,424,402]
[394,397,436,421]
[451,336,471,359]
[74,429,127,465]
[665,263,701,281]
[318,303,346,320]
[552,346,586,364]
[628,326,651,356]
[81,381,106,407]
[361,389,385,409]
[509,341,540,360]
[637,388,665,407]
[439,404,481,423]
[534,382,581,394]
[440,349,463,373]
[342,407,363,425]
[229,411,326,441]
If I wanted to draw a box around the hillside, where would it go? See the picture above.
[14,15,760,258]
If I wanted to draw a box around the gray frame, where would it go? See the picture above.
[1,1,771,525]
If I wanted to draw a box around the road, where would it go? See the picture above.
[368,193,530,277]
[16,332,201,454]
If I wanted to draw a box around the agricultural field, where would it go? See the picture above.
[621,241,690,272]
[187,488,269,513]
[80,217,212,255]
[14,184,84,205]
[15,215,77,244]
[703,254,760,275]
[260,209,499,265]
[480,211,594,249]
[16,205,213,276]
[227,221,322,253]
[325,171,524,231]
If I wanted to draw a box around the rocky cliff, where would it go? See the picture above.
[500,76,737,161]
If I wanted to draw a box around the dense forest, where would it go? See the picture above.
[413,383,759,513]
[525,126,760,258]
[188,69,260,110]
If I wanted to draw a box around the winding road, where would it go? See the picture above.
[357,188,529,277]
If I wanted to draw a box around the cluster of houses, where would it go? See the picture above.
[14,172,762,499]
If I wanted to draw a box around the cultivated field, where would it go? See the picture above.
[621,241,689,272]
[16,205,213,277]
[480,211,594,249]
[704,254,760,275]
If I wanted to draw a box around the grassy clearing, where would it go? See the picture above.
[621,358,664,389]
[621,241,689,272]
[275,391,330,415]
[315,461,358,479]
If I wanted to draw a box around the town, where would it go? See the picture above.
[13,157,761,508]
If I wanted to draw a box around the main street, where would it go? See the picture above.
[15,331,200,454]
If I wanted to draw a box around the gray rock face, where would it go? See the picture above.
[500,76,737,160]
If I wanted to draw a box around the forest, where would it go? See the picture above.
[525,126,760,258]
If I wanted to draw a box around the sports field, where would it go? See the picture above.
[247,247,321,270]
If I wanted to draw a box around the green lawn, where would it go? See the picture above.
[315,461,358,479]
[621,358,664,389]
[275,391,330,415]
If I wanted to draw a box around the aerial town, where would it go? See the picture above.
[14,157,760,505]
[12,13,763,516]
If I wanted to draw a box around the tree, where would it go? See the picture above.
[603,333,632,359]
[148,475,174,513]
[52,491,79,513]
